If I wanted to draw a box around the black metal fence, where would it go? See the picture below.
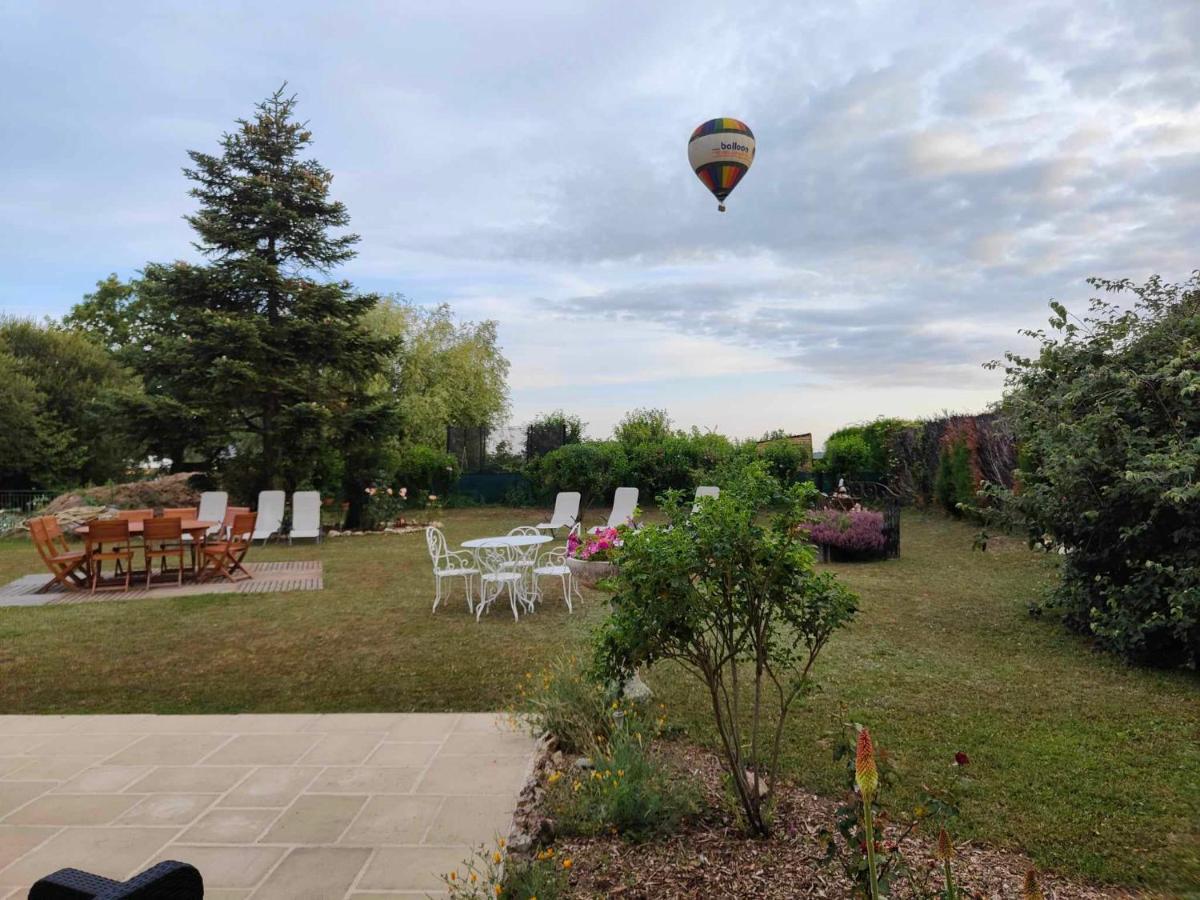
[0,490,54,513]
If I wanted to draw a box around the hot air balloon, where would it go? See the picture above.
[688,117,755,212]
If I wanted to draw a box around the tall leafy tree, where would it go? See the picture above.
[0,318,142,488]
[69,87,394,492]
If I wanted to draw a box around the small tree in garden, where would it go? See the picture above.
[988,273,1200,666]
[595,464,858,835]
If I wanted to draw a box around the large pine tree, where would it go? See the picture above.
[76,87,394,492]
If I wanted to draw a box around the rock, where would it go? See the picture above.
[536,817,556,841]
[574,756,594,771]
[621,672,654,701]
[508,831,533,854]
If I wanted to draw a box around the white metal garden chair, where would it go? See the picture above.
[532,523,583,613]
[534,492,580,534]
[503,525,542,596]
[425,526,479,614]
[475,544,529,622]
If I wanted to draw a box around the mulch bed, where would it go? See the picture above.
[513,742,1139,900]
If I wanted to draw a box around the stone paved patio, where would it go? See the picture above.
[0,713,537,898]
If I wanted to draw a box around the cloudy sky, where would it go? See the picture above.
[2,1,1197,445]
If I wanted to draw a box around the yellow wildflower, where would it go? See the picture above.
[498,838,506,849]
[572,779,582,792]
[448,871,456,881]
[562,858,573,870]
[492,851,502,864]
[617,769,625,777]
[547,771,563,785]
[470,872,478,883]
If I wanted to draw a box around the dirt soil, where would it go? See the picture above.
[514,742,1142,900]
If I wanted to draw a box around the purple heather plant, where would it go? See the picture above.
[805,508,887,553]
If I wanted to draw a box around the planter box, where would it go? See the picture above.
[565,556,617,587]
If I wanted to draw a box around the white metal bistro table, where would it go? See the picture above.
[461,534,552,618]
[461,535,552,550]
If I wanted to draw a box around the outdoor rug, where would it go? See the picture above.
[0,560,323,607]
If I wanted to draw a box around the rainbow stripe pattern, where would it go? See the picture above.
[688,117,755,208]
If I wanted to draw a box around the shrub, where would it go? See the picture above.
[547,725,696,842]
[393,444,458,496]
[933,430,978,516]
[532,441,628,511]
[515,657,615,755]
[594,464,858,835]
[443,838,567,899]
[805,508,887,555]
[988,274,1200,667]
[823,430,873,477]
[758,437,810,484]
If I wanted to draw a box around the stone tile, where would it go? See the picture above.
[126,765,252,794]
[304,713,407,733]
[202,891,252,900]
[32,734,139,756]
[0,783,54,818]
[0,825,57,870]
[0,760,34,780]
[297,733,382,766]
[116,793,217,826]
[4,756,99,782]
[203,734,320,766]
[414,757,530,796]
[308,767,422,795]
[0,735,48,756]
[437,731,537,757]
[160,845,284,889]
[219,767,321,808]
[340,796,443,845]
[5,793,142,826]
[250,846,371,899]
[0,716,80,734]
[364,743,440,768]
[179,808,280,844]
[453,713,512,733]
[383,716,460,741]
[105,733,231,766]
[357,846,469,892]
[259,795,366,844]
[0,827,175,887]
[423,795,515,846]
[55,766,150,793]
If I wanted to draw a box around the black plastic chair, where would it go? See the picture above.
[28,860,202,899]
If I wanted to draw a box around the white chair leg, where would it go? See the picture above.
[560,574,573,613]
[463,574,474,613]
[432,573,442,613]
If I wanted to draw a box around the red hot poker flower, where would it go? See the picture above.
[855,728,879,800]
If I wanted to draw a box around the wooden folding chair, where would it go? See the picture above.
[84,519,134,593]
[220,506,251,539]
[29,516,90,593]
[198,512,256,582]
[142,517,185,587]
[162,507,199,520]
[117,508,154,524]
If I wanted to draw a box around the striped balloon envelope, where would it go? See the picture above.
[688,117,755,212]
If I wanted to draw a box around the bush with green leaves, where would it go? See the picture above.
[531,441,629,511]
[393,444,459,496]
[757,436,811,483]
[514,656,616,755]
[546,725,697,842]
[594,464,859,835]
[987,273,1200,667]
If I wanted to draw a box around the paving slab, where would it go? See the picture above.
[0,713,536,897]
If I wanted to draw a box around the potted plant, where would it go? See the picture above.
[564,525,626,587]
[802,507,888,562]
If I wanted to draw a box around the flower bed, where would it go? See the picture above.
[804,507,888,561]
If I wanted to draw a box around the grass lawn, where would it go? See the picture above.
[0,508,1196,891]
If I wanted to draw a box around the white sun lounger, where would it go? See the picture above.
[692,485,720,512]
[288,491,322,544]
[253,490,285,544]
[590,486,638,534]
[535,492,580,533]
